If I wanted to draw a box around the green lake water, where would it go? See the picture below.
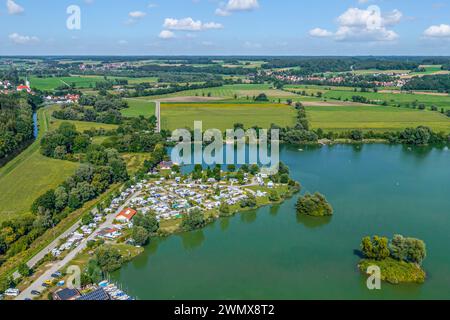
[111,144,450,300]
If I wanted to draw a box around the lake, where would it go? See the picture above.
[110,144,450,300]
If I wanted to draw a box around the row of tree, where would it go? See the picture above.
[52,104,123,125]
[0,95,34,161]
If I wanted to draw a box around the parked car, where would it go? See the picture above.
[4,288,20,297]
[51,272,62,278]
[31,290,41,296]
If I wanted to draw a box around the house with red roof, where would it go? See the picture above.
[116,208,137,223]
[16,85,31,93]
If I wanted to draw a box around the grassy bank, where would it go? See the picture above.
[358,257,426,284]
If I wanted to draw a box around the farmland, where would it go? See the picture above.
[136,84,296,101]
[29,75,158,90]
[160,102,297,131]
[122,98,156,117]
[0,106,79,222]
[306,105,450,133]
[286,85,450,111]
[29,76,106,90]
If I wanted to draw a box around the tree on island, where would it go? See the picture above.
[358,235,427,284]
[389,234,427,265]
[360,236,390,260]
[295,193,333,217]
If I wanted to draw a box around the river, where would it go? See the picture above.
[110,144,450,299]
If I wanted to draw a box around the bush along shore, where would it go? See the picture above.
[358,235,427,284]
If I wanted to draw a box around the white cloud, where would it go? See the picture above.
[216,0,259,16]
[9,33,39,44]
[163,17,223,31]
[243,41,262,49]
[423,24,450,38]
[158,30,175,39]
[6,0,24,15]
[310,6,401,42]
[129,11,147,18]
[309,28,333,38]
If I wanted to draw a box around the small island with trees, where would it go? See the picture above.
[358,235,427,284]
[296,193,333,217]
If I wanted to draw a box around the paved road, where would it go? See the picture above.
[13,221,83,280]
[16,193,140,300]
[155,101,161,133]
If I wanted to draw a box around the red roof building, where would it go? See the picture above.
[17,85,31,93]
[116,208,137,222]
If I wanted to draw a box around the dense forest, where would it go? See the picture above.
[0,95,34,163]
[402,75,450,92]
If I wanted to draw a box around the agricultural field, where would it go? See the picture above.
[122,98,156,117]
[29,75,158,90]
[136,84,296,101]
[323,90,450,111]
[0,152,79,222]
[306,105,450,133]
[160,102,297,131]
[410,65,447,76]
[29,76,106,90]
[0,106,79,222]
[352,69,410,75]
[286,85,450,110]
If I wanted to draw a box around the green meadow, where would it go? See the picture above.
[287,85,450,111]
[122,99,156,117]
[29,75,158,90]
[0,106,79,222]
[161,102,297,131]
[306,105,450,133]
[137,84,296,101]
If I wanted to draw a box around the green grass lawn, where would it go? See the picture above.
[161,102,297,131]
[306,105,450,132]
[122,99,156,117]
[0,106,79,222]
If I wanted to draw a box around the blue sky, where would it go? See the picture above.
[1,0,450,55]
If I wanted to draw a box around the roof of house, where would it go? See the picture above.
[116,208,137,221]
[159,161,174,168]
[97,227,118,236]
[77,288,110,301]
[54,288,81,300]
